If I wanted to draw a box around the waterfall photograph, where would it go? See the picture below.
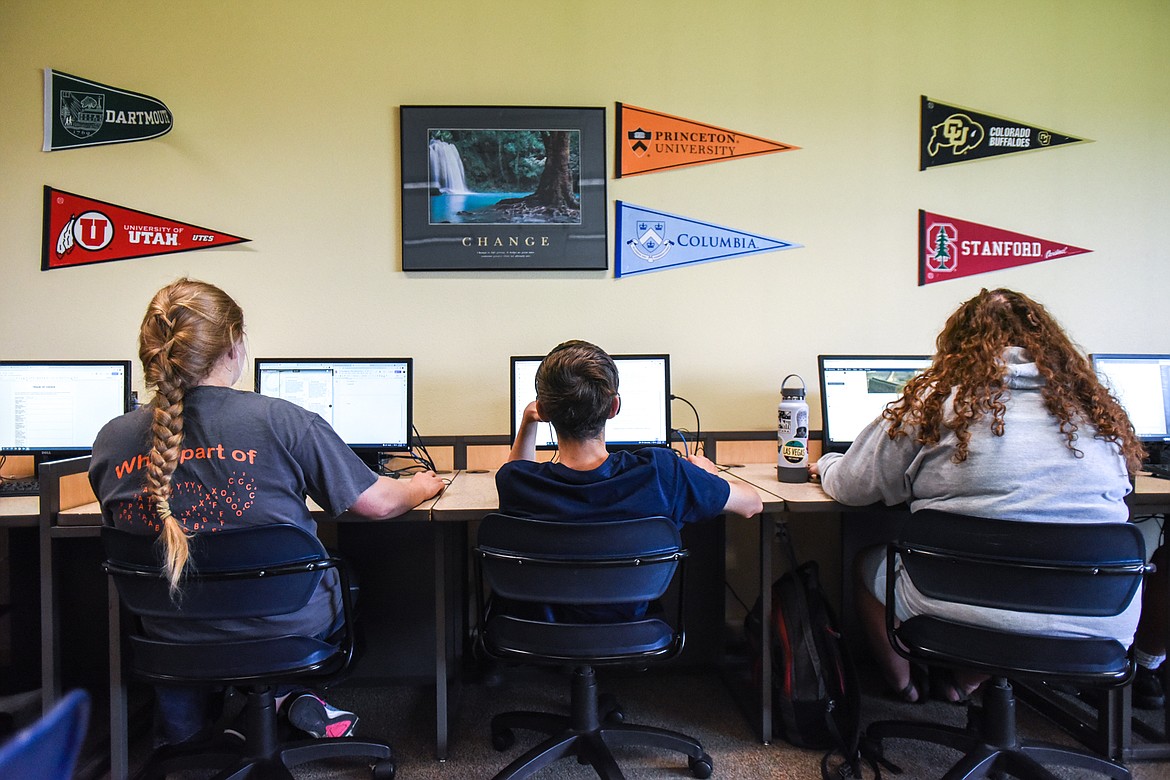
[427,128,582,225]
[400,106,606,271]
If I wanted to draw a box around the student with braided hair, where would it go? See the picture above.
[89,278,443,745]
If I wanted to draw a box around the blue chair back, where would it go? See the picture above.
[0,689,89,780]
[102,524,330,620]
[896,510,1146,617]
[477,514,684,606]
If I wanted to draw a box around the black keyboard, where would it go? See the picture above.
[1144,463,1170,480]
[0,478,39,497]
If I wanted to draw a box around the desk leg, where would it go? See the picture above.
[434,523,449,761]
[38,517,58,712]
[108,578,128,780]
[758,513,773,744]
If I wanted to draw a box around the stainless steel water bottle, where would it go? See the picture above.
[777,374,809,483]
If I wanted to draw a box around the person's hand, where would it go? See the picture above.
[686,454,719,474]
[412,470,445,499]
[808,461,820,479]
[521,400,544,425]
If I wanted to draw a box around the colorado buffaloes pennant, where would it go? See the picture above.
[920,96,1088,170]
[42,187,249,271]
[616,201,800,278]
[919,210,1090,286]
[617,104,798,177]
[44,69,173,151]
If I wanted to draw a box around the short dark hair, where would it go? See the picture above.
[535,340,619,441]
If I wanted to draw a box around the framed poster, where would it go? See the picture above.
[400,105,607,271]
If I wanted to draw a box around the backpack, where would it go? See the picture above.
[745,526,882,779]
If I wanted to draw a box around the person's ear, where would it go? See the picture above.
[608,394,621,419]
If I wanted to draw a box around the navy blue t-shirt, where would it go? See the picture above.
[495,447,730,621]
[89,385,377,642]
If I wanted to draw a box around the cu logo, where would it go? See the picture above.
[73,210,114,251]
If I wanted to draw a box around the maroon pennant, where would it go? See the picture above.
[919,210,1090,285]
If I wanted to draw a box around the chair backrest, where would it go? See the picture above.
[102,523,332,621]
[477,514,685,607]
[896,510,1147,617]
[0,689,89,780]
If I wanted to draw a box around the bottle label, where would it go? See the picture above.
[781,440,807,464]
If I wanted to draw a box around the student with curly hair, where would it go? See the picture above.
[810,288,1144,704]
[89,278,443,745]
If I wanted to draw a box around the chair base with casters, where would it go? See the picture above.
[868,676,1130,780]
[476,514,714,780]
[132,684,394,780]
[489,665,712,780]
[865,510,1148,780]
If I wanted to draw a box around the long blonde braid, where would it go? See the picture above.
[138,278,244,595]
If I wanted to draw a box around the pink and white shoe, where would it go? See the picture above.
[286,693,358,738]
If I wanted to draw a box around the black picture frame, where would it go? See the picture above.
[400,105,607,271]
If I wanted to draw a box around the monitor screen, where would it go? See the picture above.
[1090,353,1170,444]
[818,355,932,453]
[254,358,412,452]
[510,354,671,449]
[0,360,131,455]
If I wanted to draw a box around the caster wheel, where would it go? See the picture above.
[492,728,516,751]
[689,752,714,779]
[372,757,396,779]
[603,708,625,725]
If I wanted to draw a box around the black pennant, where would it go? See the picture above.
[920,96,1088,170]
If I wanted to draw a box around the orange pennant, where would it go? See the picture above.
[617,103,798,177]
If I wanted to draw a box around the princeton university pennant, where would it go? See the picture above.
[919,210,1090,286]
[42,187,249,270]
[617,103,798,177]
[616,201,800,278]
[44,69,173,151]
[920,96,1088,170]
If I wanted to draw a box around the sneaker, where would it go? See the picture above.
[286,693,358,738]
[1133,666,1166,710]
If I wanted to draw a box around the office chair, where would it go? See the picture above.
[102,524,396,780]
[866,509,1148,780]
[0,688,89,779]
[475,513,714,780]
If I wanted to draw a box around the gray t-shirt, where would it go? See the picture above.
[89,385,377,642]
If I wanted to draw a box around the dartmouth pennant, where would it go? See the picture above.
[44,69,173,151]
[616,201,800,278]
[919,210,1090,286]
[42,187,249,270]
[617,104,798,177]
[920,96,1088,170]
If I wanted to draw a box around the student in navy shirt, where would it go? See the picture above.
[496,339,762,621]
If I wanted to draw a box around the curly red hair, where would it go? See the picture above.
[883,288,1144,472]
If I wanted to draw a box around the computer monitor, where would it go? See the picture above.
[254,358,413,459]
[1090,354,1170,447]
[510,354,671,449]
[818,355,932,453]
[0,360,132,458]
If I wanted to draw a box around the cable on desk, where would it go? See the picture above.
[672,428,691,457]
[671,394,702,451]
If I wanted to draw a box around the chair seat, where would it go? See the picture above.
[130,634,343,684]
[898,615,1131,682]
[485,616,676,664]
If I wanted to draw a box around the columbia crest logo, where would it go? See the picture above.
[628,220,672,261]
[59,91,105,139]
[926,222,958,274]
[927,113,984,158]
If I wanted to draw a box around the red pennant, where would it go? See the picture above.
[42,186,249,270]
[919,210,1090,286]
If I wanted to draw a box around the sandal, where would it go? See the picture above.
[887,663,928,704]
[930,667,980,705]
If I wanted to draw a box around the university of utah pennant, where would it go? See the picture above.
[42,187,249,270]
[616,201,800,278]
[920,96,1089,170]
[44,69,173,151]
[617,103,798,177]
[919,210,1090,285]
